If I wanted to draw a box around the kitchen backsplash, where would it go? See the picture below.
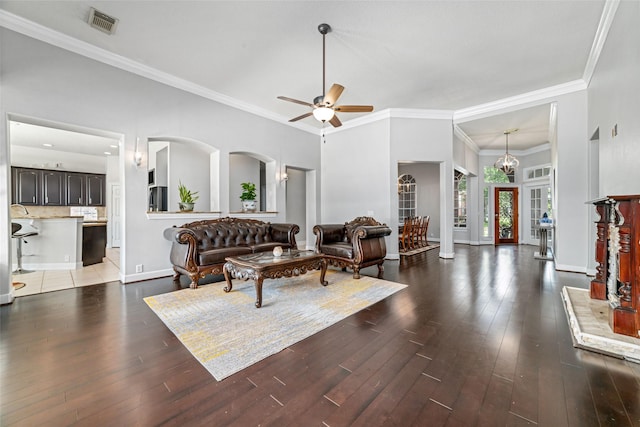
[11,205,107,219]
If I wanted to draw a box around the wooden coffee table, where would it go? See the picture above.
[223,249,328,308]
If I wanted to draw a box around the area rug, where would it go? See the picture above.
[144,270,407,381]
[561,286,640,362]
[399,243,439,257]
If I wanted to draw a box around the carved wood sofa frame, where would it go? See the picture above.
[164,217,298,289]
[313,216,392,279]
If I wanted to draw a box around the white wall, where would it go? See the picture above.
[285,167,306,246]
[554,91,589,272]
[588,0,640,196]
[0,29,320,302]
[169,142,211,211]
[322,119,391,225]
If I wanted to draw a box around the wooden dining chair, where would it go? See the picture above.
[420,215,430,246]
[411,216,422,249]
[399,217,413,252]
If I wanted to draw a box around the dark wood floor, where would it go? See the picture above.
[2,244,640,426]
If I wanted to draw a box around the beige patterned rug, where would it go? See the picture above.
[562,286,640,362]
[144,270,407,381]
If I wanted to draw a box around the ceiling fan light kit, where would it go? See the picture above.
[312,107,335,122]
[277,23,374,128]
[495,128,520,174]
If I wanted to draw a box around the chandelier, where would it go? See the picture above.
[495,129,519,174]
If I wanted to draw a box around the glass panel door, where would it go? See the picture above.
[494,187,519,244]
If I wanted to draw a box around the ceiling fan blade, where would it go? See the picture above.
[334,105,374,113]
[329,114,342,128]
[277,96,314,107]
[289,111,314,122]
[323,84,345,106]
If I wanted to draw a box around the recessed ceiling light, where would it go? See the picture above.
[104,151,111,155]
[110,145,118,148]
[43,143,53,147]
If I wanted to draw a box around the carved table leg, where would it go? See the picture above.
[223,263,234,293]
[254,275,264,308]
[319,258,328,286]
[377,263,384,279]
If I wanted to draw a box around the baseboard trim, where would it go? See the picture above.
[0,291,15,305]
[439,251,455,259]
[122,268,173,284]
[555,263,587,274]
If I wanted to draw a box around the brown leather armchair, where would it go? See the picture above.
[313,216,392,279]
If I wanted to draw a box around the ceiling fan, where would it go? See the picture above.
[277,23,374,128]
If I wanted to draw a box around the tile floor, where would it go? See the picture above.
[11,248,120,297]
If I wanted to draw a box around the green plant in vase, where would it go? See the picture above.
[240,182,257,212]
[178,181,199,211]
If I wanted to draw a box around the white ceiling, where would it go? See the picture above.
[9,120,120,158]
[1,1,607,153]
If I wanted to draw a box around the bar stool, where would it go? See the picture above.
[11,222,38,274]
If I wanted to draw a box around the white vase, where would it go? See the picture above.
[179,202,194,212]
[241,200,256,212]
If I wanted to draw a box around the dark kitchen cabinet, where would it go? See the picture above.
[65,173,105,206]
[86,174,105,206]
[66,173,86,206]
[11,167,106,207]
[82,223,107,266]
[42,170,65,206]
[12,168,41,205]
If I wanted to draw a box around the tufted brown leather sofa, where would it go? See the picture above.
[164,217,299,288]
[313,216,392,279]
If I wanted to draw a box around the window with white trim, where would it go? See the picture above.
[398,174,416,223]
[523,164,551,182]
[454,170,467,228]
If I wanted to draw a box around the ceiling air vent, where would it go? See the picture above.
[88,8,119,35]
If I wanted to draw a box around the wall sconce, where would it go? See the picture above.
[278,164,289,184]
[133,137,143,167]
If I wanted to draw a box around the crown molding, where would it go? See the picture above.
[323,108,454,135]
[0,10,319,136]
[453,125,480,154]
[453,79,587,123]
[583,0,620,85]
[389,108,454,120]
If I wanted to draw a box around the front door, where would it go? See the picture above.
[494,187,519,244]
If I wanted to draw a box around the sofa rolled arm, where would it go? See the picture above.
[270,223,300,247]
[353,225,392,241]
[163,227,199,271]
[164,227,197,244]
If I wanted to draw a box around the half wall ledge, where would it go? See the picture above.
[146,212,222,221]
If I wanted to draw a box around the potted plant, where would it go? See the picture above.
[240,182,257,212]
[178,181,199,211]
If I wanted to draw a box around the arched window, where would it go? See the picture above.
[398,174,416,222]
[454,170,467,228]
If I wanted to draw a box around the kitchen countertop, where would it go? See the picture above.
[11,215,84,219]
